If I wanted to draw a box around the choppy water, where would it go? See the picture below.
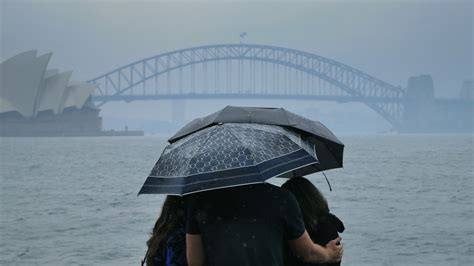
[0,135,473,265]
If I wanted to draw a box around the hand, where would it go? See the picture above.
[325,236,343,262]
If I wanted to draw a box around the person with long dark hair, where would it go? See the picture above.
[282,177,345,266]
[142,195,187,266]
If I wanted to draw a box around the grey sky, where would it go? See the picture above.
[1,0,472,132]
[1,0,472,96]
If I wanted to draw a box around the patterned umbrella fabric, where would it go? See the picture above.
[139,123,322,195]
[168,106,344,172]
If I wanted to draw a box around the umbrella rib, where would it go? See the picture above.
[180,125,220,184]
[221,125,247,147]
[221,125,259,160]
[222,124,290,150]
[223,124,307,161]
[145,153,316,188]
[148,148,307,178]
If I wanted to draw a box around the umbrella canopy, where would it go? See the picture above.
[169,106,344,172]
[139,123,325,195]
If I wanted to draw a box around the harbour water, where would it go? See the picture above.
[0,135,473,265]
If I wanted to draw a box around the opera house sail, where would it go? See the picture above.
[36,71,73,115]
[0,50,103,136]
[0,51,50,117]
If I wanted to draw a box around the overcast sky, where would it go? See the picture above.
[1,0,472,132]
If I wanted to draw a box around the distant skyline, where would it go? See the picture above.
[1,0,472,133]
[2,0,472,97]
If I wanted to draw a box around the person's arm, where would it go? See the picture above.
[289,230,343,263]
[185,196,205,266]
[186,234,205,266]
[281,190,343,263]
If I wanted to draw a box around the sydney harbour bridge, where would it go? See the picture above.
[88,43,468,132]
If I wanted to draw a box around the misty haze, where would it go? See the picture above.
[0,0,472,265]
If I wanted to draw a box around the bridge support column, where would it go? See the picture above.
[400,75,435,132]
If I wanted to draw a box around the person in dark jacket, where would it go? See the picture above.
[186,183,343,266]
[143,195,187,266]
[282,177,345,266]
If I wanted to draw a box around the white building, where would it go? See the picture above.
[0,50,99,117]
[0,50,102,136]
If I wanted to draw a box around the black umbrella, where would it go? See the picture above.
[139,122,341,195]
[169,106,344,172]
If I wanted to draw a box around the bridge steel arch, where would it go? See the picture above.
[88,44,406,127]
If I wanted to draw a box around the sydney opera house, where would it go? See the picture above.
[0,50,102,136]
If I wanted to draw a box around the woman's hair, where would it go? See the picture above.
[282,177,329,238]
[145,195,186,266]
